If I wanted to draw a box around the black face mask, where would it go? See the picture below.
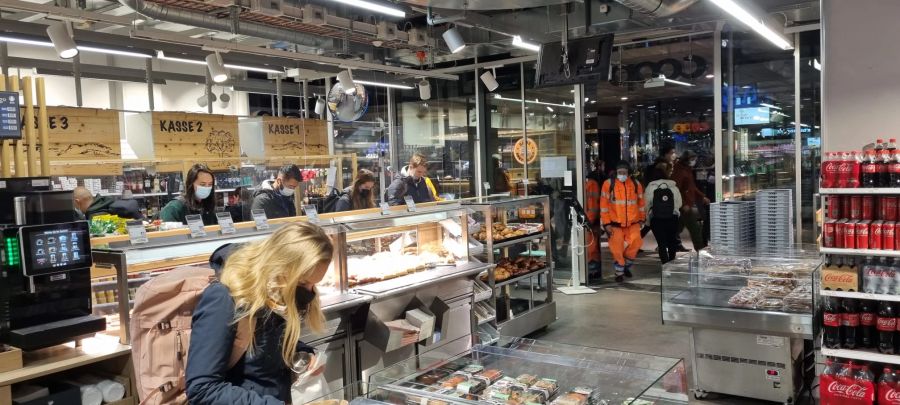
[359,189,371,198]
[295,286,317,312]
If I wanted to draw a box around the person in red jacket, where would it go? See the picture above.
[584,159,606,275]
[671,150,710,250]
[600,161,646,282]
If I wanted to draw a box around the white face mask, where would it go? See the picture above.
[689,159,698,167]
[617,174,628,182]
[280,186,295,197]
[194,185,212,200]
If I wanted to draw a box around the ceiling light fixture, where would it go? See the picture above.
[705,74,715,79]
[330,0,405,18]
[355,80,414,90]
[46,21,78,59]
[759,102,781,110]
[205,53,228,83]
[442,26,465,54]
[512,35,540,52]
[660,74,694,87]
[546,106,554,112]
[314,97,326,116]
[418,79,431,100]
[78,45,151,58]
[621,96,629,101]
[708,0,793,50]
[493,94,575,109]
[337,69,356,94]
[157,51,282,74]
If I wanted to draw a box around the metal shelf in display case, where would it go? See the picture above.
[819,188,900,195]
[367,336,688,405]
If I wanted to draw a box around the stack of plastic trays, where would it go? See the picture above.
[710,201,756,253]
[755,189,794,253]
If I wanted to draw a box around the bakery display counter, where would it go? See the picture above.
[366,337,688,405]
[661,248,820,403]
[462,196,555,339]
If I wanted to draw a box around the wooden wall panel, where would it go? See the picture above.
[152,112,239,171]
[262,117,327,157]
[21,107,121,161]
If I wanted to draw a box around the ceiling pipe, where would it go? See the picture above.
[614,0,700,18]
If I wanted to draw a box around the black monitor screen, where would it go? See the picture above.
[20,221,92,276]
[536,34,614,88]
[0,91,21,140]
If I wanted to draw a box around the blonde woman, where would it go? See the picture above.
[186,222,332,404]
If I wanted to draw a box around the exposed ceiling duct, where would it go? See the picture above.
[403,0,571,11]
[615,0,700,18]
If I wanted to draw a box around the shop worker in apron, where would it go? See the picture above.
[252,164,301,219]
[160,163,218,225]
[600,161,646,282]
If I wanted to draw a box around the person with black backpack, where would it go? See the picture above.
[644,162,683,264]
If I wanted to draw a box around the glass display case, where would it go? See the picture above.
[462,196,554,339]
[366,337,689,405]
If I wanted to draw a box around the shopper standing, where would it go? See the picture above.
[491,154,512,193]
[334,169,377,212]
[186,222,330,404]
[672,151,710,251]
[600,162,646,282]
[644,163,682,264]
[584,158,607,275]
[385,154,436,205]
[251,164,302,219]
[160,163,218,225]
[640,146,676,239]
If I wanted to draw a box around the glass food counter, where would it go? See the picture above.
[365,337,688,405]
[463,196,554,340]
[661,247,820,402]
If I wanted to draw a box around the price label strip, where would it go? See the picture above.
[380,202,392,216]
[126,220,148,245]
[404,196,417,212]
[186,214,207,238]
[216,212,236,235]
[252,209,269,230]
[303,205,319,224]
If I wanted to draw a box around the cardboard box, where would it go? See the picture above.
[0,345,23,373]
[822,264,859,291]
[13,383,79,405]
[105,397,135,405]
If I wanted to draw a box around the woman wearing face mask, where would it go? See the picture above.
[186,222,331,404]
[672,150,710,251]
[160,163,218,225]
[335,169,377,212]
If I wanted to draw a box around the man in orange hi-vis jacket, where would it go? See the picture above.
[600,161,646,282]
[584,159,606,275]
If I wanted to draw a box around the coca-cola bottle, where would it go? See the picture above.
[821,358,840,405]
[856,363,877,403]
[824,297,843,349]
[879,300,897,354]
[860,300,876,348]
[881,367,900,405]
[863,150,879,188]
[823,152,837,188]
[843,298,860,349]
[892,150,900,187]
[883,149,894,188]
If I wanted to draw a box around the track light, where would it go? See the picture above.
[197,92,217,108]
[337,69,356,94]
[314,97,326,116]
[418,79,431,100]
[511,35,540,52]
[329,0,405,18]
[480,69,499,92]
[46,22,78,59]
[205,53,228,83]
[442,26,465,54]
[708,0,793,50]
[219,92,231,109]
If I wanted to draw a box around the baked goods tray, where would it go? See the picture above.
[494,267,551,288]
[490,232,550,249]
[368,341,686,405]
[351,262,494,298]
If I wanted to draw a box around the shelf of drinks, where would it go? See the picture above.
[821,247,900,257]
[821,345,900,365]
[821,290,900,303]
[820,188,900,195]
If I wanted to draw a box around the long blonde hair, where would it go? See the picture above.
[219,222,333,367]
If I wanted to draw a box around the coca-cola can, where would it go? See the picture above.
[836,219,848,249]
[863,195,875,220]
[851,196,863,220]
[824,219,837,248]
[885,196,899,222]
[857,220,870,250]
[871,220,884,250]
[827,195,842,220]
[887,221,898,251]
[841,195,852,219]
[845,219,858,249]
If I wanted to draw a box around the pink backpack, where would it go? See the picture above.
[130,266,251,405]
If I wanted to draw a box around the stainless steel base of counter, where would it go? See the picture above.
[497,301,557,338]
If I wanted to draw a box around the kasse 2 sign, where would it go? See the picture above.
[159,120,204,133]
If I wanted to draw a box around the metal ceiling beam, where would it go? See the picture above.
[130,28,459,80]
[0,0,134,25]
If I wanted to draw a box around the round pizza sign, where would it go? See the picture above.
[513,137,538,164]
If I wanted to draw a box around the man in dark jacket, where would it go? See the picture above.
[251,165,301,219]
[385,154,435,205]
[73,186,116,220]
[672,150,710,250]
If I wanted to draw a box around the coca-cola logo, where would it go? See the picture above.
[828,381,868,398]
[875,227,884,236]
[838,163,853,173]
[825,162,839,172]
[877,317,897,331]
[859,227,870,235]
[862,313,875,324]
[824,273,855,282]
[825,313,841,326]
[885,388,900,400]
[864,164,879,173]
[887,228,896,236]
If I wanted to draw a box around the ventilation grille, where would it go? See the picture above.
[697,353,785,369]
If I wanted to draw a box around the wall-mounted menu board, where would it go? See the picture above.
[152,112,240,170]
[21,107,121,160]
[262,116,328,157]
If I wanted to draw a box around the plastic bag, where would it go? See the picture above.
[291,352,330,404]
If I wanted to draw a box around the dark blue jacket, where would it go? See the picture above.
[185,282,313,404]
[385,173,434,206]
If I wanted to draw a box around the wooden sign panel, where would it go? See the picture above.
[152,112,240,170]
[262,117,327,157]
[21,107,121,160]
